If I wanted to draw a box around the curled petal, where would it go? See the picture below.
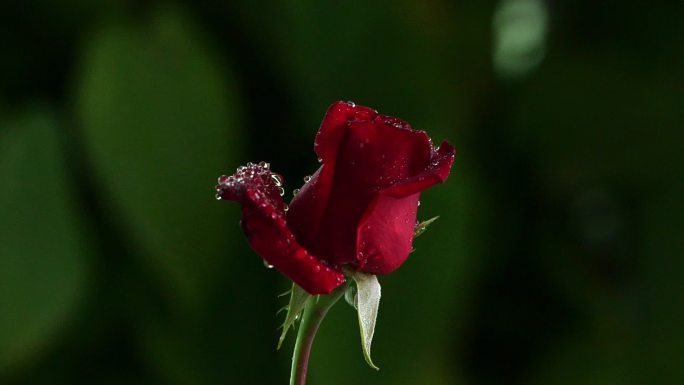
[216,162,345,294]
[356,142,456,274]
[381,141,456,198]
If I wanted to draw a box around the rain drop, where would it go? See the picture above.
[303,175,311,183]
[283,203,289,212]
[293,188,300,196]
[263,259,274,269]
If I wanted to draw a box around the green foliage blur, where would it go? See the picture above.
[1,1,682,384]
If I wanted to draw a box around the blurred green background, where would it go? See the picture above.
[1,1,682,384]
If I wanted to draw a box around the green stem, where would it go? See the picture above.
[290,286,345,385]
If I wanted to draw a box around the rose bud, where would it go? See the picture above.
[216,101,455,294]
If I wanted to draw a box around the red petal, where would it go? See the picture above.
[288,101,438,268]
[287,101,376,255]
[356,141,456,274]
[216,162,345,294]
[381,141,456,198]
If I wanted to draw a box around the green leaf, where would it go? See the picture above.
[414,216,439,238]
[278,284,312,349]
[75,7,243,309]
[351,272,381,370]
[0,108,88,373]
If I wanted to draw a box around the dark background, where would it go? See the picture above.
[1,1,682,384]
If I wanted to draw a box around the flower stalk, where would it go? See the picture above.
[290,285,346,385]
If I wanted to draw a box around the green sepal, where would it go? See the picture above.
[277,283,312,349]
[349,271,381,370]
[414,216,439,238]
[344,281,358,309]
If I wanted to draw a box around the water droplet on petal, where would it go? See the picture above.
[215,194,222,200]
[317,158,323,163]
[283,203,289,212]
[271,174,282,186]
[263,259,274,269]
[303,175,311,183]
[258,161,270,169]
[278,187,285,196]
[346,100,356,107]
[417,200,421,206]
[293,189,300,196]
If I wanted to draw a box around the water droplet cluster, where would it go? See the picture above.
[215,161,285,209]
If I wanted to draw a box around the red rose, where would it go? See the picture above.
[216,101,455,294]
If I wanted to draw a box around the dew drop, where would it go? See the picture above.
[317,158,323,163]
[263,259,274,269]
[278,187,285,196]
[417,200,421,206]
[283,203,289,212]
[258,161,270,169]
[293,188,300,196]
[271,174,282,186]
[346,100,356,107]
[215,193,222,200]
[303,175,311,183]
